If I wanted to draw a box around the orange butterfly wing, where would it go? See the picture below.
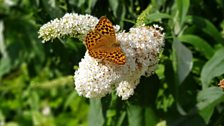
[85,16,126,65]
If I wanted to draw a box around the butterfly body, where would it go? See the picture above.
[85,16,126,65]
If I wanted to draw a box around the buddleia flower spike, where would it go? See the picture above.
[38,13,165,100]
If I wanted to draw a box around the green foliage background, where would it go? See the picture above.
[1,0,224,125]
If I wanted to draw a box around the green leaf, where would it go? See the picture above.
[136,5,153,26]
[186,16,224,45]
[42,0,63,18]
[178,34,214,59]
[109,0,119,17]
[145,13,171,23]
[173,0,189,34]
[197,87,224,124]
[117,111,126,126]
[176,0,190,25]
[64,92,78,110]
[32,111,44,126]
[137,4,170,25]
[0,57,11,78]
[5,122,19,126]
[31,76,73,89]
[172,40,193,85]
[201,48,224,88]
[0,110,4,122]
[0,21,6,57]
[86,0,98,13]
[0,21,12,78]
[127,103,143,126]
[144,107,158,126]
[88,99,104,126]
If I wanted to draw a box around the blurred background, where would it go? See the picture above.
[1,0,224,126]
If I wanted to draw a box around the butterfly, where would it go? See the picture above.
[85,16,126,65]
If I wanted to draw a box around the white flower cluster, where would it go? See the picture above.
[38,13,98,42]
[38,13,165,100]
[74,25,164,100]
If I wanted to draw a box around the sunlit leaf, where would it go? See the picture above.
[172,40,193,85]
[0,21,12,78]
[88,99,104,126]
[0,57,11,78]
[127,103,143,126]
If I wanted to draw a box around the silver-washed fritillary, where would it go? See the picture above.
[85,16,126,65]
